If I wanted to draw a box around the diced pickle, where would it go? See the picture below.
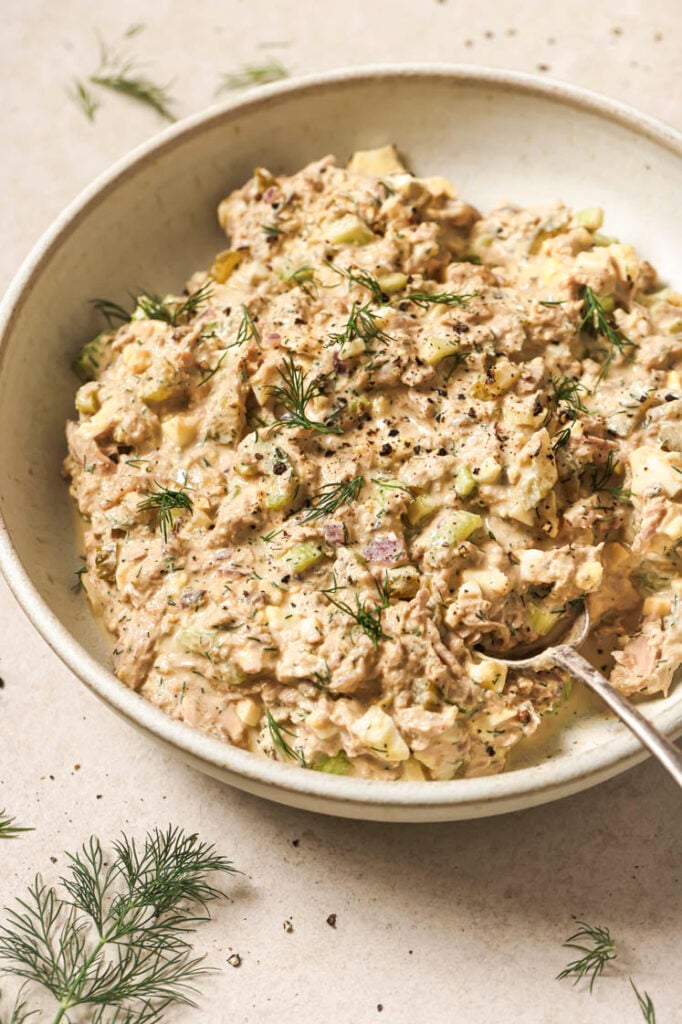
[94,543,117,582]
[210,249,243,284]
[312,750,352,774]
[574,207,604,231]
[433,510,482,547]
[75,382,100,416]
[527,602,557,636]
[326,214,375,246]
[72,332,114,382]
[377,272,408,294]
[420,336,459,366]
[407,493,441,525]
[284,542,323,574]
[454,465,477,498]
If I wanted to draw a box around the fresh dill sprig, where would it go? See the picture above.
[401,289,478,309]
[327,301,394,353]
[72,565,88,594]
[261,223,283,239]
[300,477,364,523]
[322,576,391,650]
[332,265,386,303]
[0,812,32,841]
[69,79,100,121]
[557,920,617,992]
[268,355,342,435]
[539,299,566,307]
[134,282,213,327]
[198,350,229,387]
[587,451,632,503]
[286,265,317,298]
[265,710,306,767]
[91,297,132,327]
[371,477,416,498]
[138,486,193,542]
[550,375,589,451]
[630,979,656,1023]
[581,286,634,384]
[0,826,234,1022]
[236,304,261,347]
[217,59,290,92]
[90,46,176,122]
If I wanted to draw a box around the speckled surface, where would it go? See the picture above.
[0,3,681,1021]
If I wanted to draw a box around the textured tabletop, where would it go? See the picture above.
[1,2,680,1021]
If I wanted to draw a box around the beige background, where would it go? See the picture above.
[1,2,681,1021]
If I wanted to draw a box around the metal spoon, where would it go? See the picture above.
[479,606,682,787]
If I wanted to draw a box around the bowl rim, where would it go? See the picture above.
[1,62,681,817]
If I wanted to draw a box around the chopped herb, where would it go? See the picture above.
[72,566,87,594]
[300,477,364,523]
[581,286,634,384]
[68,78,100,121]
[632,566,669,593]
[138,485,193,541]
[91,297,131,327]
[327,301,394,353]
[235,303,261,348]
[550,375,589,451]
[198,350,229,386]
[332,264,386,303]
[322,576,391,650]
[557,921,617,992]
[89,43,176,121]
[266,710,306,766]
[539,299,566,307]
[0,826,234,1020]
[134,282,213,327]
[218,59,290,92]
[0,811,32,840]
[371,477,416,498]
[401,289,478,309]
[261,223,283,239]
[269,355,342,435]
[286,265,317,298]
[587,451,631,503]
[630,979,656,1023]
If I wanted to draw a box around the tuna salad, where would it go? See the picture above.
[65,146,682,781]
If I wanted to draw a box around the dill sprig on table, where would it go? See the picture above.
[630,979,657,1023]
[581,285,634,384]
[557,920,617,992]
[300,477,364,523]
[68,79,100,121]
[266,710,306,767]
[269,355,342,435]
[322,576,391,650]
[138,486,193,542]
[0,827,234,1023]
[90,44,176,122]
[217,59,289,92]
[0,812,32,841]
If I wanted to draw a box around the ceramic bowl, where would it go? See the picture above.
[1,66,680,821]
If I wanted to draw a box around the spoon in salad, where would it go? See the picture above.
[478,605,682,788]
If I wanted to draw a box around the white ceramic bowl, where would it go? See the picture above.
[1,66,680,822]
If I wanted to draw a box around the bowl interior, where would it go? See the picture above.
[1,69,680,819]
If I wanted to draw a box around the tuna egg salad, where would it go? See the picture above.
[65,145,682,781]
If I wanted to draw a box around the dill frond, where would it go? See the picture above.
[266,710,306,766]
[217,59,289,92]
[90,47,176,122]
[235,304,261,348]
[630,979,656,1023]
[557,920,617,992]
[332,265,386,303]
[0,812,32,841]
[268,355,342,435]
[0,827,234,1022]
[69,78,100,121]
[138,486,193,542]
[322,575,391,650]
[327,301,394,353]
[300,477,364,523]
[91,297,132,327]
[401,289,478,309]
[581,286,634,384]
[134,282,213,327]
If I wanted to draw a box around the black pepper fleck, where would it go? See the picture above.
[379,443,393,456]
[327,914,337,928]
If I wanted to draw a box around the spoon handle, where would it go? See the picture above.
[552,645,682,788]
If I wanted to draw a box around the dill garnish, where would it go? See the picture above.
[322,576,391,650]
[138,486,193,542]
[134,282,213,327]
[550,375,589,451]
[68,79,100,121]
[0,812,32,840]
[587,451,632,503]
[557,920,616,992]
[581,286,634,384]
[266,710,306,766]
[236,303,261,348]
[91,297,132,326]
[90,46,176,122]
[72,565,88,594]
[268,355,342,435]
[286,265,317,298]
[401,289,478,309]
[0,826,234,1021]
[261,223,283,239]
[300,477,364,523]
[332,265,386,303]
[198,350,229,387]
[630,979,657,1023]
[218,59,290,91]
[327,301,394,353]
[539,299,566,307]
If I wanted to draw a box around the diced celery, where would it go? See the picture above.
[72,332,113,382]
[327,214,375,246]
[592,233,619,247]
[454,465,477,498]
[574,207,604,231]
[313,750,352,774]
[407,493,441,525]
[433,510,482,546]
[596,292,615,313]
[264,474,298,511]
[75,382,100,415]
[420,336,459,366]
[528,602,557,636]
[210,248,243,283]
[284,542,323,574]
[377,272,408,294]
